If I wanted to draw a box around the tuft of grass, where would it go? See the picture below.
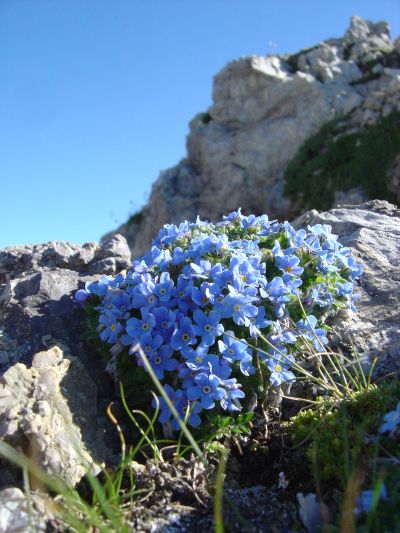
[289,379,400,485]
[284,111,400,211]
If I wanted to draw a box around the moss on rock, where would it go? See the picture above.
[283,111,400,211]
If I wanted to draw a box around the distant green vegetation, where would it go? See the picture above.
[284,45,318,73]
[200,112,213,125]
[284,111,400,211]
[127,209,144,226]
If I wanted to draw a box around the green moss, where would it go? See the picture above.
[200,112,213,125]
[289,379,400,487]
[285,45,318,73]
[283,111,400,210]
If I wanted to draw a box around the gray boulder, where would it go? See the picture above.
[0,233,131,283]
[293,200,400,376]
[0,236,130,488]
[0,234,131,372]
[0,346,106,488]
[0,487,56,532]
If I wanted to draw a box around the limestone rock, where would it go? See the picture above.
[107,17,400,257]
[0,236,131,372]
[0,487,59,532]
[293,200,400,376]
[0,346,105,487]
[0,233,131,283]
[344,16,393,62]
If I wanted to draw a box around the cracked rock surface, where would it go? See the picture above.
[0,346,106,488]
[293,200,400,376]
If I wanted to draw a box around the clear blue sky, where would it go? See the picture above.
[1,1,399,248]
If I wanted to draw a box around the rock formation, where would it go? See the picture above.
[0,234,131,489]
[0,200,399,528]
[293,200,400,377]
[0,346,105,487]
[106,16,400,258]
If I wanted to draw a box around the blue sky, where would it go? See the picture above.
[1,1,399,248]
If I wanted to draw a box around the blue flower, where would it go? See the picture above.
[171,246,188,265]
[266,349,296,386]
[268,321,297,346]
[86,276,114,297]
[216,286,258,325]
[193,309,224,346]
[152,384,176,423]
[153,272,175,301]
[247,307,272,338]
[99,310,123,344]
[309,283,334,307]
[379,401,400,434]
[191,281,220,308]
[153,306,176,340]
[230,255,264,288]
[296,315,329,351]
[125,308,155,340]
[186,354,231,380]
[142,245,171,268]
[181,343,209,364]
[187,372,226,409]
[172,390,202,429]
[155,221,191,246]
[259,277,290,317]
[175,276,194,313]
[223,208,243,222]
[344,256,363,279]
[171,317,197,350]
[355,485,388,516]
[107,292,132,319]
[275,255,304,276]
[149,345,178,379]
[134,332,163,358]
[74,288,90,304]
[218,331,248,362]
[220,378,245,411]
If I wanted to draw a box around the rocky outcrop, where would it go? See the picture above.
[0,234,131,372]
[0,487,57,532]
[107,16,400,258]
[0,201,399,530]
[0,235,131,488]
[294,200,400,376]
[0,233,131,284]
[0,346,105,487]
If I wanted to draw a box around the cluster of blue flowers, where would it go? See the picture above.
[77,210,362,431]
